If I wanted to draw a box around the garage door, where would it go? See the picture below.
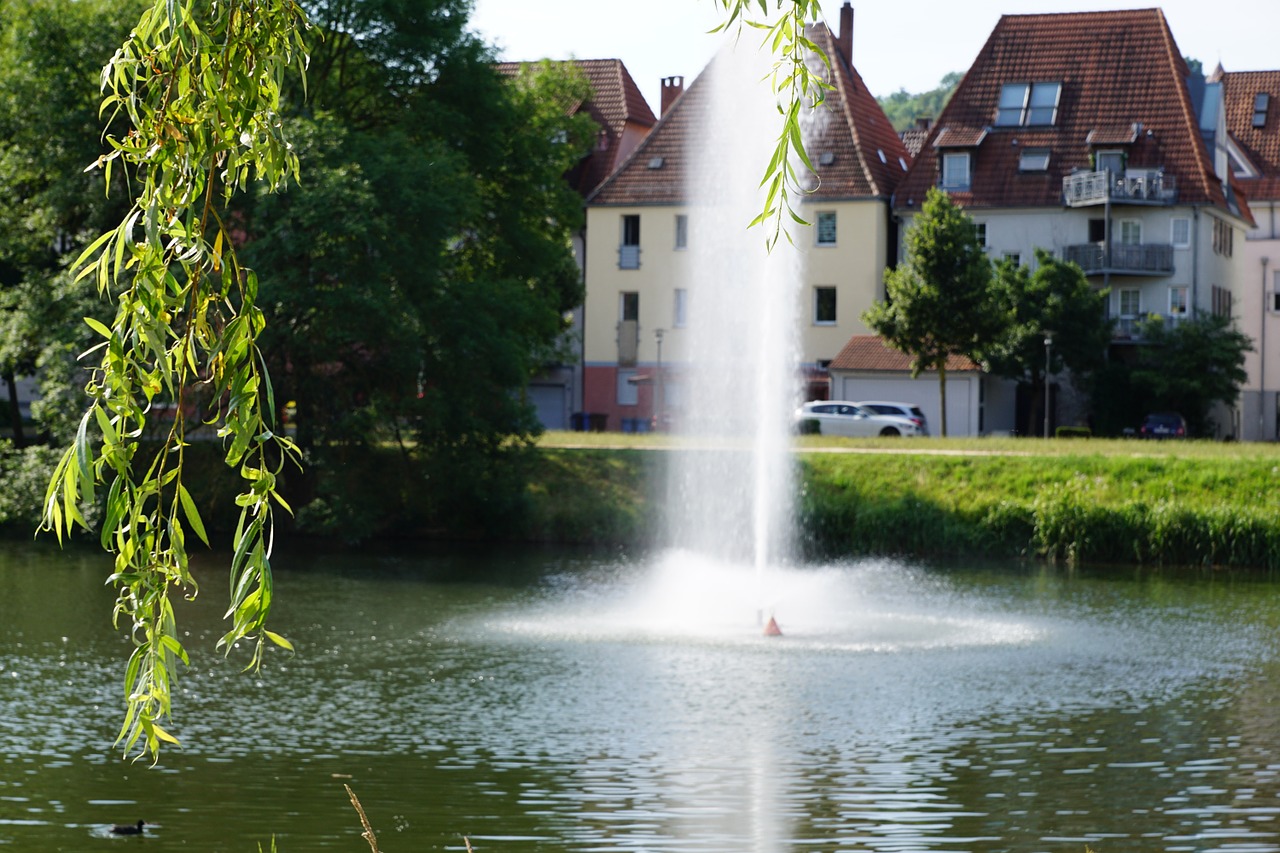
[529,384,568,430]
[835,375,974,437]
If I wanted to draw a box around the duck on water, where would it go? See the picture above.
[110,820,147,835]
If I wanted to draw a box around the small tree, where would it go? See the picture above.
[1130,313,1252,436]
[983,250,1112,431]
[863,187,1003,436]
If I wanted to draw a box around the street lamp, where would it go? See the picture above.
[1043,331,1054,439]
[654,328,665,431]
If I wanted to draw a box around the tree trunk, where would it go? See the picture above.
[937,363,949,437]
[4,371,24,448]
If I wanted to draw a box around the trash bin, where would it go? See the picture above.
[570,412,586,432]
[588,413,607,432]
[621,418,635,433]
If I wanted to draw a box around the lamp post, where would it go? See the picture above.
[1043,331,1054,439]
[654,328,665,431]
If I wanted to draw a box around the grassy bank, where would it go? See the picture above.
[5,434,1280,569]
[535,433,1280,569]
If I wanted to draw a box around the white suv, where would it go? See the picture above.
[856,401,929,436]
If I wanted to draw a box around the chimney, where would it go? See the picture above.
[837,2,853,66]
[660,76,684,116]
[916,116,933,131]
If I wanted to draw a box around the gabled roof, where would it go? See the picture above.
[588,19,909,206]
[829,335,980,373]
[497,59,657,196]
[894,9,1232,213]
[1222,69,1280,201]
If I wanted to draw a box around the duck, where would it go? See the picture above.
[109,820,147,835]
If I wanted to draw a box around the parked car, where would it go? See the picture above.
[794,401,925,437]
[1139,412,1188,439]
[856,401,929,435]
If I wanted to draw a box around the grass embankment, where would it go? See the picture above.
[536,433,1280,569]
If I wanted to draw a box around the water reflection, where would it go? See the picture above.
[1,541,1279,851]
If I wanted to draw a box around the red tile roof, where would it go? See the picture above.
[1222,69,1280,202]
[894,9,1232,214]
[497,59,657,196]
[589,20,909,206]
[830,335,980,373]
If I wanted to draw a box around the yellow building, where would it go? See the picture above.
[581,3,909,430]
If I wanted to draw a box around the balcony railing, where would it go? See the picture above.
[1062,169,1178,207]
[1063,242,1174,275]
[1112,312,1187,340]
[618,244,640,269]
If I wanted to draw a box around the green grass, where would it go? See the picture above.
[536,432,1280,569]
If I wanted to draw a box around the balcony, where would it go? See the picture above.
[1063,242,1174,276]
[618,244,640,270]
[1062,169,1177,207]
[1112,312,1186,341]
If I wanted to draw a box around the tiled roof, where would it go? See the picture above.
[1222,69,1280,202]
[830,335,980,373]
[589,20,909,206]
[497,59,657,196]
[894,9,1231,213]
[900,126,929,158]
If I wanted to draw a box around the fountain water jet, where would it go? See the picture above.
[661,36,810,631]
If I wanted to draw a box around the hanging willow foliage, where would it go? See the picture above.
[710,0,832,249]
[41,0,309,761]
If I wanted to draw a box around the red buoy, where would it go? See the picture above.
[763,616,782,637]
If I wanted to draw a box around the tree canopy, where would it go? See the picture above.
[863,187,1003,436]
[1131,313,1251,436]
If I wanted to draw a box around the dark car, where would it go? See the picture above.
[1139,412,1188,439]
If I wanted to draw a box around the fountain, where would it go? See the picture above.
[661,39,807,632]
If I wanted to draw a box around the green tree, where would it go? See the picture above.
[863,187,1002,436]
[0,0,144,445]
[983,249,1112,431]
[877,71,961,132]
[1130,313,1251,436]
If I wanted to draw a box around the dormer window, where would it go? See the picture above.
[996,82,1061,127]
[941,152,971,189]
[1019,148,1051,171]
[1254,93,1270,128]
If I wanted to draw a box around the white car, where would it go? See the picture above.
[855,401,930,436]
[794,401,925,437]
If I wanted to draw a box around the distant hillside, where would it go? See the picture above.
[876,72,961,133]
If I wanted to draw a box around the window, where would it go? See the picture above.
[941,152,971,189]
[973,222,987,248]
[1119,288,1141,316]
[1171,217,1191,248]
[619,214,640,269]
[1019,148,1050,171]
[620,291,639,322]
[674,214,688,250]
[1096,150,1124,176]
[673,288,687,328]
[1003,252,1021,267]
[995,82,1061,126]
[816,211,837,245]
[1118,219,1142,245]
[1212,285,1233,317]
[814,286,837,325]
[1254,93,1270,128]
[1088,218,1107,243]
[1212,218,1234,256]
[1169,286,1188,317]
[617,369,638,406]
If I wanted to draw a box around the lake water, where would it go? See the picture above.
[2,540,1279,852]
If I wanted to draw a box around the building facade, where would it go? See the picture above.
[892,9,1253,438]
[581,4,910,430]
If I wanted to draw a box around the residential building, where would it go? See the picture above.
[581,3,910,430]
[498,59,658,429]
[892,9,1253,438]
[1222,68,1280,440]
